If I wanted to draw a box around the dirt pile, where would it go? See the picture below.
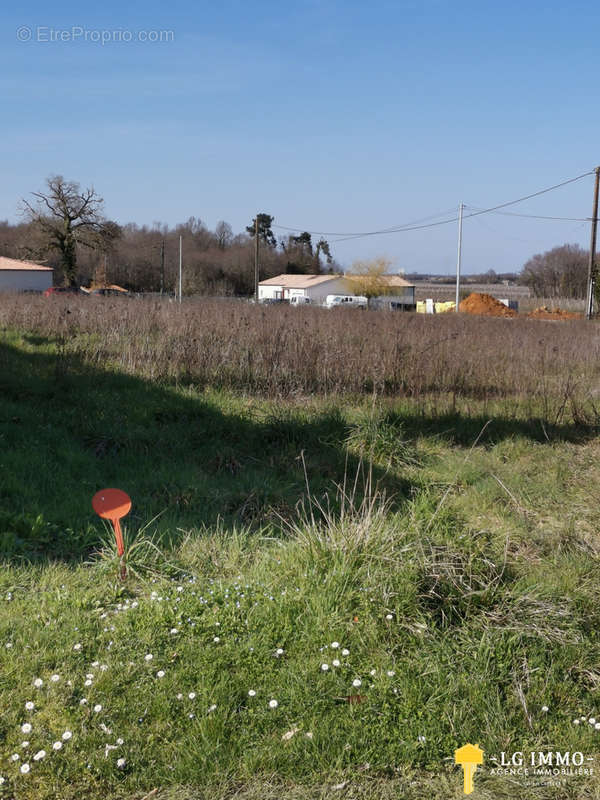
[459,293,517,317]
[527,306,582,320]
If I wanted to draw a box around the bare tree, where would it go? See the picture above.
[22,176,120,287]
[521,244,588,299]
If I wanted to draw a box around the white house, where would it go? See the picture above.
[258,274,349,304]
[0,256,53,292]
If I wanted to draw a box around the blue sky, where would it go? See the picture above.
[2,0,599,273]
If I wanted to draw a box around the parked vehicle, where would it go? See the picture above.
[325,294,368,309]
[43,286,87,297]
[259,297,289,305]
[290,296,312,306]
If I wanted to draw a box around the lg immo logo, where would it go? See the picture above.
[455,744,484,794]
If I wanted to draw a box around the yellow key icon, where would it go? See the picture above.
[455,743,484,794]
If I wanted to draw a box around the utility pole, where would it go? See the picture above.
[178,234,182,304]
[586,166,600,320]
[160,239,165,296]
[254,215,260,302]
[455,202,464,312]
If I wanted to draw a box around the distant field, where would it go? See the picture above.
[412,282,586,312]
[1,294,600,799]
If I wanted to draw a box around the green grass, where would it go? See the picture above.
[1,330,600,798]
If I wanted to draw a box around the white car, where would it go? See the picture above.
[325,294,368,309]
[289,296,312,306]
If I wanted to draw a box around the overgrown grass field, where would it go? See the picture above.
[1,295,600,799]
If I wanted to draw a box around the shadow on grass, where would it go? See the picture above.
[0,340,409,562]
[380,408,599,447]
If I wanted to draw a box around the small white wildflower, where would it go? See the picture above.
[213,636,220,643]
[269,699,278,709]
[73,643,82,651]
[208,704,217,712]
[93,704,102,713]
[100,664,108,671]
[21,723,32,734]
[33,678,43,688]
[332,659,341,667]
[5,642,13,648]
[541,705,549,713]
[188,692,196,700]
[176,693,183,700]
[590,718,597,725]
[352,679,362,688]
[86,673,94,680]
[11,754,20,762]
[170,628,178,635]
[574,719,581,725]
[20,763,30,774]
[248,690,256,697]
[80,698,87,705]
[116,757,126,769]
[116,738,124,745]
[144,654,153,662]
[84,679,92,687]
[331,641,339,649]
[385,614,393,620]
[321,663,329,671]
[387,670,396,677]
[418,735,426,743]
[305,731,313,739]
[157,670,165,678]
[25,701,34,711]
[342,648,350,656]
[0,776,5,784]
[33,750,46,761]
[370,669,377,676]
[91,660,100,667]
[275,648,284,656]
[62,731,72,741]
[21,741,29,748]
[595,723,600,731]
[50,674,60,682]
[53,741,63,751]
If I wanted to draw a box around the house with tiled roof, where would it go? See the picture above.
[0,257,53,292]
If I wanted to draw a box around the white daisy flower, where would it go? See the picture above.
[25,701,34,711]
[352,679,362,688]
[385,614,393,620]
[157,670,165,678]
[269,699,278,709]
[116,738,124,745]
[50,674,60,682]
[33,750,46,761]
[73,643,82,651]
[62,731,72,741]
[21,741,29,748]
[53,741,63,751]
[117,758,126,768]
[20,763,30,774]
[21,723,32,734]
[93,704,102,713]
[33,678,43,688]
[332,659,341,667]
[541,705,549,712]
[387,670,396,677]
[188,692,196,700]
[321,664,329,671]
[275,648,284,656]
[573,719,580,725]
[80,698,87,705]
[342,648,350,657]
[10,754,20,762]
[248,690,256,697]
[331,642,340,649]
[213,637,220,643]
[84,680,92,687]
[144,654,153,662]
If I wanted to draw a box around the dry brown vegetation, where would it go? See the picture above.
[2,294,600,423]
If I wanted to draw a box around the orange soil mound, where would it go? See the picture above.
[527,306,582,320]
[459,293,517,317]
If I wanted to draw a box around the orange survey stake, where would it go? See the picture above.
[92,488,132,578]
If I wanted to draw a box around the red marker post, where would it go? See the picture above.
[92,488,132,580]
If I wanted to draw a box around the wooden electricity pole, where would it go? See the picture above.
[254,215,260,302]
[586,166,600,319]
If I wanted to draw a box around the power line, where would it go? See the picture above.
[272,169,596,243]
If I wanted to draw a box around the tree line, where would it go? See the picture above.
[0,176,595,298]
[0,177,338,294]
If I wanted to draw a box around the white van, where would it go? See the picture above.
[289,296,312,306]
[325,294,368,309]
